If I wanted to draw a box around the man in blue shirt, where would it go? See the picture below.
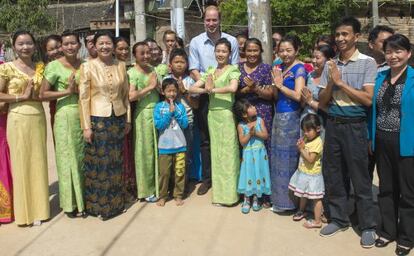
[188,5,239,195]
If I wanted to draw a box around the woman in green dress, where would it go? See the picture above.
[128,42,163,202]
[190,38,241,205]
[40,31,85,217]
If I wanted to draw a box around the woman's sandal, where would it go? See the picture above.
[395,245,412,256]
[145,195,158,203]
[375,237,393,248]
[262,201,271,209]
[292,211,307,221]
[303,219,322,229]
[65,211,77,219]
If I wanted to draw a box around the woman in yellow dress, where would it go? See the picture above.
[0,30,49,226]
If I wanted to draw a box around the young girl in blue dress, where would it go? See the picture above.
[234,99,271,214]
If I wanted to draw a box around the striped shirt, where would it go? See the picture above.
[319,49,377,118]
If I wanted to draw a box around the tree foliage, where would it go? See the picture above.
[219,0,347,56]
[0,0,54,36]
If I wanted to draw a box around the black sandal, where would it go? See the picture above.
[77,211,88,218]
[292,211,306,221]
[65,211,77,218]
[375,237,392,248]
[395,245,412,256]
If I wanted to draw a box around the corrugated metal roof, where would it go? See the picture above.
[47,1,115,31]
[151,0,195,11]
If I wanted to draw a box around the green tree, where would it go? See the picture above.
[220,0,347,56]
[0,0,54,35]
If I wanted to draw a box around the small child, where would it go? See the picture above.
[234,99,271,214]
[164,48,199,191]
[154,78,189,206]
[288,114,324,228]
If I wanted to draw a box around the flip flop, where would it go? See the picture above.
[293,211,307,221]
[303,219,322,229]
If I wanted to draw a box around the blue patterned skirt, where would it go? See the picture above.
[270,110,300,210]
[84,114,126,218]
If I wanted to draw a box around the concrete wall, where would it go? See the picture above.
[153,15,205,50]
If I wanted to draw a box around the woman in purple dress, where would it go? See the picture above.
[237,38,274,156]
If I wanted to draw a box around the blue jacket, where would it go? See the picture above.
[154,101,188,154]
[369,65,414,156]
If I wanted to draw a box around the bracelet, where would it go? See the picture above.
[15,95,19,103]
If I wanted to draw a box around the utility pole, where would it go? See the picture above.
[247,0,272,64]
[115,0,120,37]
[175,0,185,42]
[171,0,186,41]
[134,0,146,42]
[170,0,175,32]
[345,0,350,16]
[372,0,379,27]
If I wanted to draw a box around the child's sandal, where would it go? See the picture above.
[321,214,328,223]
[292,211,307,221]
[241,201,251,214]
[252,199,262,212]
[303,219,322,229]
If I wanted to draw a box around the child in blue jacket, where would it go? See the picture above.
[154,78,189,206]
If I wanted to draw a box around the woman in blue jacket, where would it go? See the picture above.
[370,34,414,256]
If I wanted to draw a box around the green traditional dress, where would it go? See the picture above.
[44,60,85,213]
[154,64,168,80]
[202,65,241,205]
[128,66,161,199]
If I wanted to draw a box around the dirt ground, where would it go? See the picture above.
[0,103,394,256]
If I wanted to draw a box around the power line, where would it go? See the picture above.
[141,12,330,28]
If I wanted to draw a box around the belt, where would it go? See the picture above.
[327,115,366,124]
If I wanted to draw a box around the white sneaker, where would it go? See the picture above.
[33,220,42,226]
[145,195,158,203]
[270,206,285,213]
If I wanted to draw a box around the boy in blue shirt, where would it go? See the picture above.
[154,78,189,206]
[164,48,199,191]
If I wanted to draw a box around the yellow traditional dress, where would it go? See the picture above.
[0,62,49,225]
